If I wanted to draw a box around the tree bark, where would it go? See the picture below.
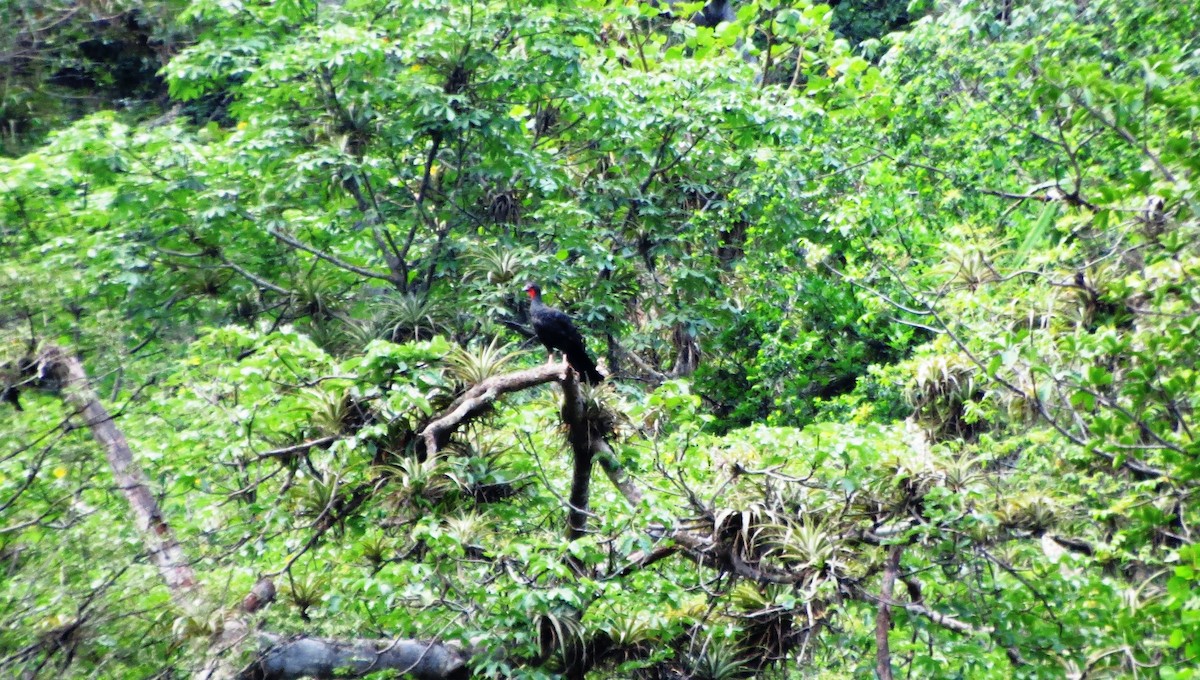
[420,363,565,456]
[242,633,468,680]
[40,346,200,607]
[875,546,901,680]
[559,371,594,541]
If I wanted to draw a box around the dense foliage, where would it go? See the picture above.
[0,1,185,154]
[2,0,1198,678]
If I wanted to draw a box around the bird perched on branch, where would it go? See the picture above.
[524,282,604,385]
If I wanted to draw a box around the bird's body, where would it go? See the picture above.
[524,283,604,385]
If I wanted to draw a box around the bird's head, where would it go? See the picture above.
[523,282,541,299]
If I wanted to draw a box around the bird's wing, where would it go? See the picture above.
[540,309,587,349]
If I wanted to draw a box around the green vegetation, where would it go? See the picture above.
[2,0,1197,677]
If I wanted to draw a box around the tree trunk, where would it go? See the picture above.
[31,346,470,680]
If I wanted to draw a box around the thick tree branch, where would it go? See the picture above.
[420,363,566,456]
[557,368,644,509]
[241,633,468,680]
[1049,533,1095,556]
[597,452,644,508]
[37,346,200,606]
[613,545,679,577]
[219,257,294,297]
[978,185,1096,211]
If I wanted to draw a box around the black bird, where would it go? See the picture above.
[524,283,604,384]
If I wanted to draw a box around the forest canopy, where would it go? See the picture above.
[2,0,1198,678]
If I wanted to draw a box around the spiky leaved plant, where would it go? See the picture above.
[445,337,527,385]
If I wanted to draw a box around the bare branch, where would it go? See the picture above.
[901,602,990,636]
[614,545,679,578]
[24,347,483,680]
[420,363,566,456]
[37,347,200,606]
[267,228,398,285]
[851,582,991,637]
[256,436,339,461]
[977,186,1096,211]
[219,257,293,296]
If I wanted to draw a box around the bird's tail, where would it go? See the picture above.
[566,347,605,385]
